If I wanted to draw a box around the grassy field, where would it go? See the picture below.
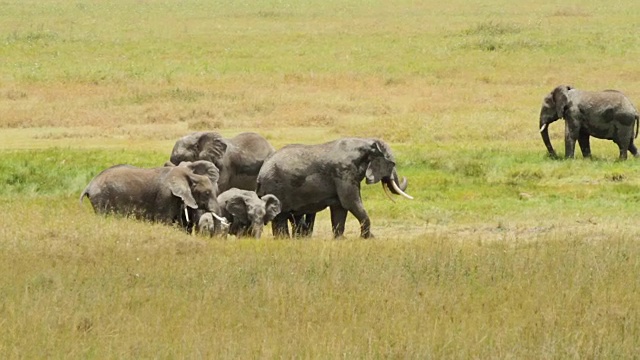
[2,0,640,357]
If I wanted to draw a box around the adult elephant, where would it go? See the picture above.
[539,85,640,160]
[256,137,413,239]
[80,162,220,230]
[212,188,281,239]
[168,131,275,193]
[167,160,228,234]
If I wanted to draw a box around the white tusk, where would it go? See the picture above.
[390,179,414,200]
[210,212,230,226]
[539,123,547,133]
[382,183,396,203]
[184,208,190,223]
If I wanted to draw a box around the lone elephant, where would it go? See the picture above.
[539,85,640,160]
[256,137,413,239]
[80,163,220,229]
[168,131,275,193]
[216,188,281,239]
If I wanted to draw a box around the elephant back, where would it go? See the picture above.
[227,132,276,176]
[169,131,227,167]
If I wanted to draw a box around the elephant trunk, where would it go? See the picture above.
[382,169,413,200]
[206,198,220,215]
[539,117,558,158]
[250,221,263,239]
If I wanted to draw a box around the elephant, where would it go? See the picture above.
[256,137,413,239]
[539,85,640,160]
[196,212,230,238]
[80,162,220,229]
[216,188,281,239]
[168,131,275,193]
[166,160,228,234]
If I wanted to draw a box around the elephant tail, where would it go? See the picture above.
[79,185,90,205]
[635,114,639,139]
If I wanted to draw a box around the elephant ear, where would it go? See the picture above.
[178,160,220,186]
[261,194,281,224]
[552,85,573,118]
[197,132,228,168]
[167,168,198,209]
[170,132,227,166]
[170,132,200,164]
[224,196,249,224]
[365,140,396,185]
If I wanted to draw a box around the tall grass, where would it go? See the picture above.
[3,0,640,357]
[2,199,640,357]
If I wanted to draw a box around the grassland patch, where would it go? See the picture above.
[4,0,640,356]
[462,21,522,37]
[5,28,59,45]
[0,148,165,197]
[550,7,592,17]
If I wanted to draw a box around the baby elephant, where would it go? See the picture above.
[196,211,230,238]
[216,188,281,238]
[80,163,220,227]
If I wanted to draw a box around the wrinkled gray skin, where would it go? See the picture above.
[80,163,219,228]
[216,188,281,239]
[256,138,411,239]
[168,131,275,193]
[540,85,640,160]
[166,160,224,234]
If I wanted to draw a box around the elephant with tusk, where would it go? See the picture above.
[256,137,413,239]
[539,85,640,160]
[167,160,229,235]
[80,162,221,230]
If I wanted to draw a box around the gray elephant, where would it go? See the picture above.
[166,160,226,233]
[196,212,230,238]
[256,137,413,239]
[539,85,640,160]
[80,162,220,229]
[168,131,275,193]
[216,188,281,239]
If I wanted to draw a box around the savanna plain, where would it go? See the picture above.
[2,0,640,357]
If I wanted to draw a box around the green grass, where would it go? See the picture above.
[3,0,640,357]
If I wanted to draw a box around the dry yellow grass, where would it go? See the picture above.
[2,200,640,357]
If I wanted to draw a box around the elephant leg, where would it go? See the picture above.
[329,205,348,238]
[577,129,591,158]
[290,214,305,238]
[350,205,372,239]
[300,213,315,237]
[290,213,316,237]
[337,185,372,238]
[629,139,639,157]
[564,122,579,159]
[615,128,631,160]
[272,213,290,238]
[617,143,629,160]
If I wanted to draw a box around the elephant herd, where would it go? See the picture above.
[80,132,413,239]
[80,84,640,238]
